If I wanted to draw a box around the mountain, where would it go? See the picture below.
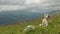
[0,9,60,25]
[0,10,41,25]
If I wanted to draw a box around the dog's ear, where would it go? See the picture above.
[48,16,50,18]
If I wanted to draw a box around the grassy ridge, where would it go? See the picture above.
[0,14,60,34]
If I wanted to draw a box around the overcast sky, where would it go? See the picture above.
[0,0,60,5]
[0,0,60,12]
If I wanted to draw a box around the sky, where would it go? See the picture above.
[0,0,60,12]
[0,0,59,5]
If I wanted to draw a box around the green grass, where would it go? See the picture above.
[0,14,60,34]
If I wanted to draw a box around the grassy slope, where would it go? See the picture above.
[0,14,60,34]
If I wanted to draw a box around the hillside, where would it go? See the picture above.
[0,13,60,34]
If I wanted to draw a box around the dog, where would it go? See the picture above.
[39,14,49,27]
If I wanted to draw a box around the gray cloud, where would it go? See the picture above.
[0,5,27,11]
[0,0,25,5]
[0,0,60,6]
[0,0,60,12]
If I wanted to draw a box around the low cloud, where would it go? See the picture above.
[0,5,27,11]
[0,0,24,5]
[0,0,60,12]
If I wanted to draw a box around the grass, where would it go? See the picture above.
[0,14,60,34]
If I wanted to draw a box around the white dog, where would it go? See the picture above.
[39,14,49,27]
[24,25,35,31]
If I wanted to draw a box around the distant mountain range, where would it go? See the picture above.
[0,9,60,25]
[0,10,41,25]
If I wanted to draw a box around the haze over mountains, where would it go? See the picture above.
[0,8,60,25]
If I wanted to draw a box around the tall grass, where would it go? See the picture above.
[0,14,60,34]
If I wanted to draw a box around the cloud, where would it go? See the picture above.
[25,0,48,5]
[0,0,24,5]
[0,0,60,7]
[31,9,37,12]
[0,5,27,11]
[25,0,40,5]
[0,0,60,12]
